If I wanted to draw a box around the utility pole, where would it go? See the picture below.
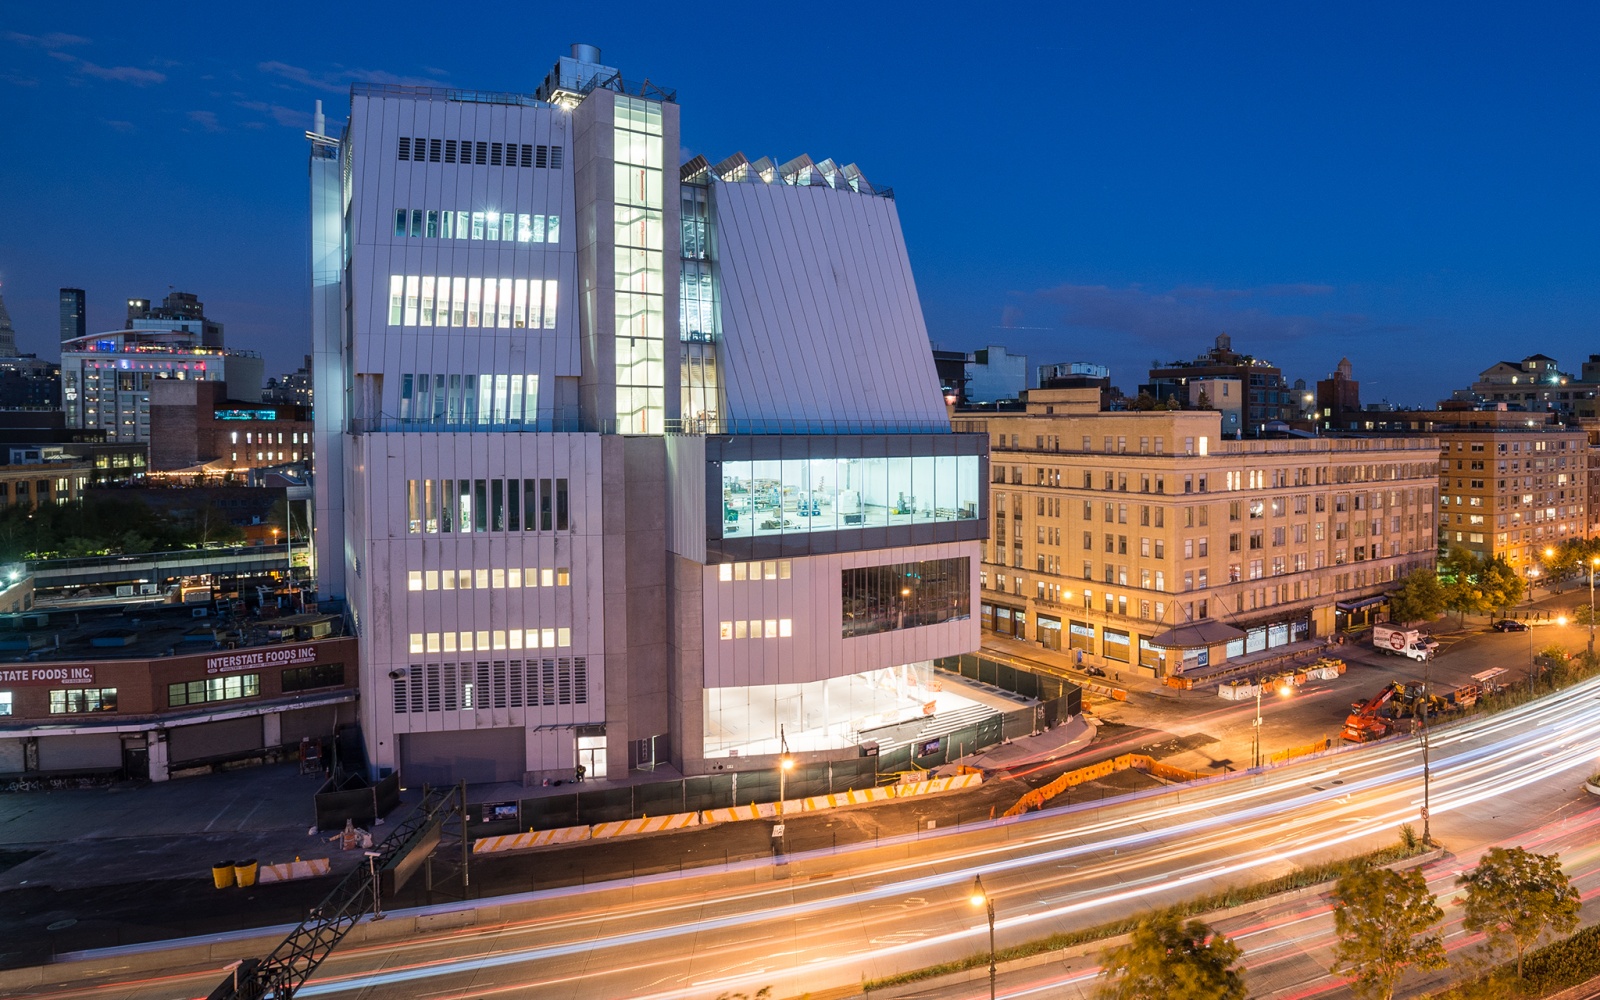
[1420,654,1432,846]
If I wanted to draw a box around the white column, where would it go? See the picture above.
[148,729,170,782]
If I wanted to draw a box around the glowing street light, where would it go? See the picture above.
[970,875,996,1000]
[1253,679,1293,769]
[777,723,793,818]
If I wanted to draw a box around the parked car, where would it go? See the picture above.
[1492,619,1529,632]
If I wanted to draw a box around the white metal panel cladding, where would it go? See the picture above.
[713,181,948,431]
[699,541,980,688]
[345,94,580,431]
[0,738,25,774]
[665,433,707,562]
[399,727,525,785]
[35,733,123,771]
[167,717,265,765]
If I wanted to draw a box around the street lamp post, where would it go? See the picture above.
[970,875,996,1000]
[1589,557,1598,657]
[1253,684,1263,770]
[776,725,793,853]
[777,724,793,816]
[1253,680,1293,770]
[1420,651,1432,846]
[1529,567,1540,691]
[364,850,384,920]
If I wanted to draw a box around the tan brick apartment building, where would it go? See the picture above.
[1427,409,1587,567]
[954,389,1439,678]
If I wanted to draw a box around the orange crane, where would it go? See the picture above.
[1342,683,1401,742]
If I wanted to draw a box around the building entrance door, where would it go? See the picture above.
[577,727,606,780]
[122,739,150,781]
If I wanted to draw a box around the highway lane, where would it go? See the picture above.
[922,796,1600,999]
[32,676,1600,1000]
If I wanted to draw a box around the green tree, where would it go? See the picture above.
[1457,847,1580,979]
[1479,556,1526,615]
[1331,866,1446,1000]
[1095,913,1246,1000]
[1131,391,1159,411]
[1439,546,1486,625]
[1388,569,1446,625]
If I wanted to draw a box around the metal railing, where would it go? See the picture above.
[351,417,964,437]
[351,82,551,110]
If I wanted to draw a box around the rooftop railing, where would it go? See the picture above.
[353,417,960,436]
[352,82,553,110]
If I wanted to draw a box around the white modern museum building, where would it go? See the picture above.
[308,45,988,784]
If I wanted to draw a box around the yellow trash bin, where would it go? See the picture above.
[234,858,258,888]
[212,860,236,889]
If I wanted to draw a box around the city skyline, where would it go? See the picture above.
[1,3,1597,404]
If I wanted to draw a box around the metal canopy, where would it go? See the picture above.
[1146,620,1248,649]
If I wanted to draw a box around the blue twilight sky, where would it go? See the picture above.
[1,2,1596,406]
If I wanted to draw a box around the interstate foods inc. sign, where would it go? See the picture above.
[205,643,322,674]
[0,665,95,686]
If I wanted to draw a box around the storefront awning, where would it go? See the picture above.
[1335,595,1389,611]
[1146,620,1247,649]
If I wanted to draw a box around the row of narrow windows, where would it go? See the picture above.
[388,275,558,330]
[408,627,572,653]
[406,567,571,590]
[406,477,570,534]
[399,373,538,425]
[393,209,561,244]
[397,137,564,169]
[718,618,794,640]
[393,657,587,712]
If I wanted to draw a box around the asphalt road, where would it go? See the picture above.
[1081,608,1585,778]
[31,670,1600,1000]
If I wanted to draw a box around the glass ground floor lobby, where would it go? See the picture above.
[702,660,1021,758]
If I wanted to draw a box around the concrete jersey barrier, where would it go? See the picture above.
[257,858,331,883]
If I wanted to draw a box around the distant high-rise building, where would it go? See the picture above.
[125,291,224,348]
[63,292,259,443]
[1144,333,1293,427]
[264,354,314,409]
[1451,353,1589,418]
[966,345,1029,403]
[1315,357,1362,430]
[0,289,19,356]
[59,288,86,344]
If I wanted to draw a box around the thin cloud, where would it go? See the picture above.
[2,30,90,48]
[49,51,165,85]
[187,110,224,132]
[259,60,446,93]
[102,119,136,132]
[236,99,311,129]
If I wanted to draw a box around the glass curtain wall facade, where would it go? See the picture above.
[842,557,971,637]
[703,662,945,756]
[680,182,721,431]
[614,96,666,434]
[722,454,980,537]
